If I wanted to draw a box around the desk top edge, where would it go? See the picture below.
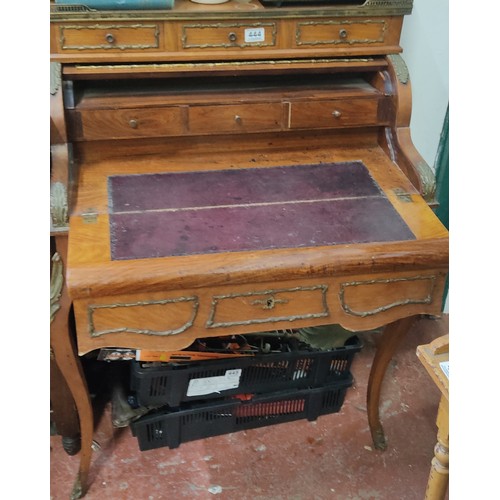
[50,0,413,21]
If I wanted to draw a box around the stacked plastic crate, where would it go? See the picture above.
[129,331,361,451]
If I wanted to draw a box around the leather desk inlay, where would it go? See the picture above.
[109,161,415,260]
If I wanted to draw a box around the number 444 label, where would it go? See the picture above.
[244,27,265,43]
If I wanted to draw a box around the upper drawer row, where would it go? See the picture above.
[50,16,403,61]
[69,97,387,141]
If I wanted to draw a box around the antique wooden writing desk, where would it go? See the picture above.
[50,0,448,497]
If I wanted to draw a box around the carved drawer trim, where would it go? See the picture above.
[181,22,277,49]
[296,19,387,47]
[206,285,329,329]
[88,296,199,337]
[339,275,436,317]
[59,23,161,51]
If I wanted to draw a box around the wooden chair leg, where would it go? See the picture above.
[367,316,416,450]
[425,395,449,499]
[51,240,94,499]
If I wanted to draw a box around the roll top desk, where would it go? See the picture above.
[50,0,448,497]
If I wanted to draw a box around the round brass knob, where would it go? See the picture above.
[129,119,138,129]
[332,110,342,118]
[339,29,348,39]
[228,32,237,43]
[105,33,115,44]
[234,115,242,124]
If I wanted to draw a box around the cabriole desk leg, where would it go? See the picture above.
[50,358,81,455]
[367,316,416,450]
[425,395,449,499]
[51,236,94,499]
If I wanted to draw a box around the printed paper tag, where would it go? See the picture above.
[244,27,265,43]
[186,369,242,397]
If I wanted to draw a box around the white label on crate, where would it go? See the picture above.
[186,369,242,397]
[244,27,265,43]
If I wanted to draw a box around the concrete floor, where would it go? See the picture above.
[50,314,449,500]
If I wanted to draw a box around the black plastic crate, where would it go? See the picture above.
[131,376,353,451]
[130,336,361,407]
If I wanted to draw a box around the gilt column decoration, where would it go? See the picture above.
[51,252,64,323]
[51,182,69,230]
[416,160,437,204]
[387,54,409,84]
[50,62,62,96]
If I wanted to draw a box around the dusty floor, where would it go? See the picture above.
[50,314,449,500]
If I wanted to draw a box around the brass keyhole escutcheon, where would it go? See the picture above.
[105,33,115,44]
[251,295,289,310]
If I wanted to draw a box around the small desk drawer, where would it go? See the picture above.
[188,103,283,134]
[181,22,278,49]
[339,275,437,318]
[58,23,161,52]
[207,285,330,329]
[295,19,387,47]
[78,107,184,140]
[289,98,380,129]
[88,295,199,339]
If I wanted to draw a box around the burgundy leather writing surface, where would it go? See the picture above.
[109,161,382,211]
[108,162,415,260]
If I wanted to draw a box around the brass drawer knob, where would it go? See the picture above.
[332,110,342,118]
[228,32,237,43]
[129,119,138,129]
[105,33,115,44]
[234,115,242,124]
[339,29,348,39]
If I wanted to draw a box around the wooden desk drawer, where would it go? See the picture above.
[88,295,199,338]
[339,275,437,318]
[77,107,184,140]
[188,103,283,134]
[206,285,329,329]
[295,19,387,47]
[181,21,278,50]
[58,23,161,52]
[289,98,380,129]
